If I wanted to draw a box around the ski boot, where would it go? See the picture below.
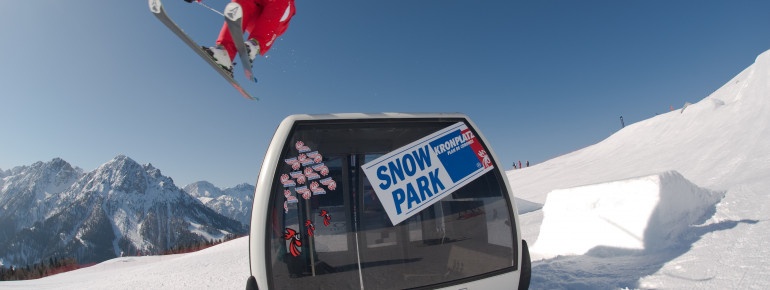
[244,39,260,64]
[202,45,234,78]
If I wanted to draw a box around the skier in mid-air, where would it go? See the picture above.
[184,0,296,75]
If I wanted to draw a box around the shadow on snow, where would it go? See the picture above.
[529,219,759,289]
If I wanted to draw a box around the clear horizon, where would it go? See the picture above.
[1,0,769,187]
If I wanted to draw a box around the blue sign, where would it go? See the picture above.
[362,122,494,225]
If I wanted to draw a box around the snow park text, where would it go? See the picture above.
[363,122,493,225]
[374,145,445,215]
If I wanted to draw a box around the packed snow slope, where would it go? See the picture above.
[512,51,770,204]
[3,49,769,289]
[510,49,770,289]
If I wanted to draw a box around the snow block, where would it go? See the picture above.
[531,171,723,259]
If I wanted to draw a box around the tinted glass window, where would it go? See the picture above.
[267,119,516,290]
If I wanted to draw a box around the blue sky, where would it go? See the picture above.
[1,0,769,188]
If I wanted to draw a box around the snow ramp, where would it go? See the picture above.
[531,171,723,259]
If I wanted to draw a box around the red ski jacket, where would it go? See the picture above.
[216,0,296,61]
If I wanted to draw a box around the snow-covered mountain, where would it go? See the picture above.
[183,181,254,226]
[0,158,83,246]
[0,155,246,267]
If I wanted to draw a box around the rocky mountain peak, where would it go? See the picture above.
[0,156,246,267]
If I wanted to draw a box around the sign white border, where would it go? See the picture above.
[362,122,494,225]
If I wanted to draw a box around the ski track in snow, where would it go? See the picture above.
[4,49,770,289]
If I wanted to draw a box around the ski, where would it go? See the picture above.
[148,0,258,101]
[224,3,258,83]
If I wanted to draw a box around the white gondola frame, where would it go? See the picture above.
[248,113,525,289]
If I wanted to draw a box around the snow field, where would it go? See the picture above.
[1,237,251,289]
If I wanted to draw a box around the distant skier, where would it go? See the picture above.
[185,0,296,74]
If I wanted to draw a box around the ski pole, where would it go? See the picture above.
[195,1,224,17]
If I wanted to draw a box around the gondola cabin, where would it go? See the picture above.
[246,113,531,290]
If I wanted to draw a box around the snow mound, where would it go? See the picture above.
[514,197,542,214]
[531,171,723,260]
